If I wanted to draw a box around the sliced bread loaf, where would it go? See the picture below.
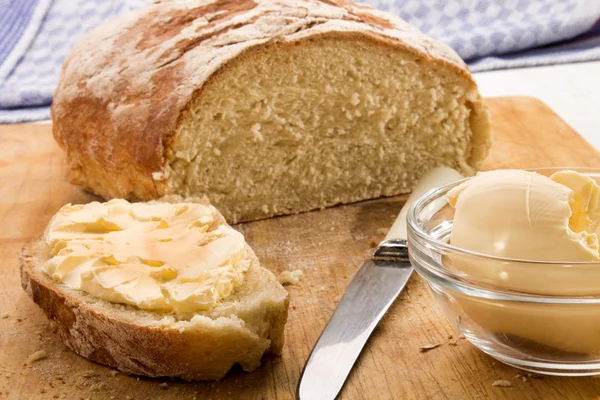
[20,198,289,380]
[52,0,492,223]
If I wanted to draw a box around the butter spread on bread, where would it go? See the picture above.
[44,199,250,313]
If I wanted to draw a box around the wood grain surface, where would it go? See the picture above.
[1,97,600,400]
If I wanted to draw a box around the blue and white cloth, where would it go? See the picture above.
[1,0,599,123]
[0,0,150,123]
[372,0,600,71]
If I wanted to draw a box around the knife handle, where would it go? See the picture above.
[385,167,463,241]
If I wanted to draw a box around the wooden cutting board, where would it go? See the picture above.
[1,97,599,400]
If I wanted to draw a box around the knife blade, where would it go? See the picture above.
[296,167,462,400]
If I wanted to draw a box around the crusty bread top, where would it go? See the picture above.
[51,0,473,200]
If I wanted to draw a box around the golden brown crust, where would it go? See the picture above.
[20,238,289,380]
[52,63,182,200]
[51,0,488,203]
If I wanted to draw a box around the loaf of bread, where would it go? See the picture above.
[52,0,491,223]
[20,198,289,380]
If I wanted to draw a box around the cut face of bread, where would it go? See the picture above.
[52,0,491,223]
[20,199,289,380]
[167,35,490,222]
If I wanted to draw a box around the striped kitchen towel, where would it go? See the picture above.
[369,0,600,72]
[0,0,151,123]
[1,0,599,123]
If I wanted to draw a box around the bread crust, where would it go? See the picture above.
[51,0,489,203]
[20,238,289,381]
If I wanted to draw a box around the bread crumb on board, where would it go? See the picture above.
[515,373,528,382]
[278,269,303,285]
[159,382,169,390]
[448,334,465,346]
[419,343,442,353]
[492,379,513,387]
[28,350,48,363]
[1,312,8,319]
[80,370,99,378]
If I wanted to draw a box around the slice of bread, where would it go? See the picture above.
[19,202,289,381]
[51,0,491,223]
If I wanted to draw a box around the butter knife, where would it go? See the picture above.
[296,167,462,400]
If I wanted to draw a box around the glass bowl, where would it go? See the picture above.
[407,167,600,376]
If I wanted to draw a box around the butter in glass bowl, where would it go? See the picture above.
[408,168,600,376]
